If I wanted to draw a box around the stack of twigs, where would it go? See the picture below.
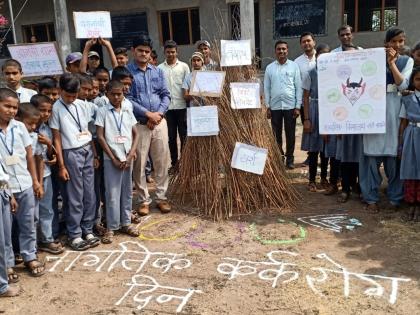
[169,60,298,220]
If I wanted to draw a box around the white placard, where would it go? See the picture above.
[230,82,261,109]
[231,142,268,175]
[73,11,112,38]
[190,71,226,97]
[220,40,252,67]
[318,48,386,134]
[187,106,219,136]
[7,42,64,77]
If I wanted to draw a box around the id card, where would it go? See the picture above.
[387,84,397,93]
[77,131,92,142]
[5,155,19,166]
[114,136,128,144]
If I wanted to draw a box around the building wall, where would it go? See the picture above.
[9,0,420,68]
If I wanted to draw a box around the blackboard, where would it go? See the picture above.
[273,0,326,38]
[110,12,149,49]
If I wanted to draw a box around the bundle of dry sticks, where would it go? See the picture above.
[169,56,298,220]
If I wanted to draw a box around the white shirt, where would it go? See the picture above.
[294,51,316,84]
[0,119,33,193]
[158,60,190,110]
[49,98,96,150]
[95,102,137,162]
[38,123,52,178]
[16,86,37,103]
[332,45,363,52]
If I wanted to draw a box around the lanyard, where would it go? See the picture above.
[60,100,82,132]
[111,109,124,135]
[0,127,14,156]
[415,94,420,107]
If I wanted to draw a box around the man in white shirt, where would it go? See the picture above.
[158,40,190,169]
[332,25,362,52]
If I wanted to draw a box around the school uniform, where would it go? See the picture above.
[0,162,13,294]
[0,119,37,263]
[399,91,420,202]
[95,103,137,230]
[359,56,414,205]
[37,123,55,244]
[16,86,37,103]
[301,68,339,184]
[49,98,96,240]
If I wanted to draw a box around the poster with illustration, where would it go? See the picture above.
[318,48,386,134]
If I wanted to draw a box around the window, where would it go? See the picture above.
[158,8,200,45]
[22,23,56,43]
[343,0,397,32]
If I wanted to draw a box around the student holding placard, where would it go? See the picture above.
[196,40,218,71]
[80,37,117,75]
[264,40,302,169]
[359,27,414,213]
[2,59,36,103]
[127,36,171,216]
[158,40,190,170]
[183,52,206,107]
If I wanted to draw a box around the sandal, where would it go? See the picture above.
[94,223,107,237]
[38,242,65,255]
[101,230,114,244]
[7,268,19,283]
[14,254,23,265]
[85,234,100,248]
[131,212,142,224]
[24,259,45,277]
[324,185,338,196]
[366,203,379,213]
[320,178,330,190]
[69,238,90,251]
[120,225,140,237]
[337,192,350,203]
[307,182,317,192]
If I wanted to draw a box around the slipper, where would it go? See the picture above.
[307,182,317,192]
[0,285,21,297]
[69,238,90,251]
[120,225,140,237]
[101,230,114,244]
[38,242,65,255]
[7,268,19,283]
[24,259,45,277]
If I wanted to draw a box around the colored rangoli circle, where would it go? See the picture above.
[358,104,373,119]
[333,106,348,121]
[369,84,385,100]
[327,88,341,103]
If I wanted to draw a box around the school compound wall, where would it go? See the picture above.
[8,0,420,69]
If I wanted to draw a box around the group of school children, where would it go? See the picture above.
[300,27,420,224]
[0,34,219,297]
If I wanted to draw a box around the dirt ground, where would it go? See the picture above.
[1,128,420,315]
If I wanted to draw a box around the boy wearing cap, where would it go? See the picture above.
[126,36,171,215]
[66,52,82,74]
[158,40,190,170]
[80,38,118,75]
[196,40,219,70]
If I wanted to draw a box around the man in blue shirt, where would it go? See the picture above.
[264,40,302,169]
[127,36,171,215]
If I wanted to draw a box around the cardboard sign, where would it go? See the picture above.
[190,71,226,97]
[187,106,219,136]
[73,11,113,38]
[231,142,268,175]
[7,42,64,77]
[220,40,252,67]
[318,48,386,134]
[230,82,261,109]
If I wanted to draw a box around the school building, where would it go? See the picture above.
[1,0,420,68]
